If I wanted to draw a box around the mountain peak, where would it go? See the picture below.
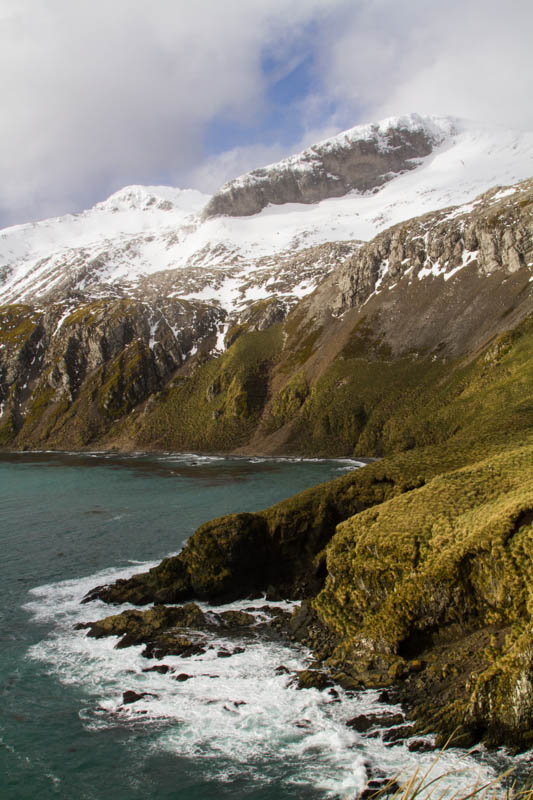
[310,112,458,150]
[96,185,209,215]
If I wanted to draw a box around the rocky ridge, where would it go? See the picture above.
[2,114,532,315]
[74,176,532,752]
[203,114,453,217]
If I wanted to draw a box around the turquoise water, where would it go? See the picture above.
[0,452,523,799]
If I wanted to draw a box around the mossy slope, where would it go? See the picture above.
[316,440,533,748]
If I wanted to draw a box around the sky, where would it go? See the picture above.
[1,0,532,227]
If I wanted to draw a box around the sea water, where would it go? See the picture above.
[0,451,526,799]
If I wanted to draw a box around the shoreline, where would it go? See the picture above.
[5,446,532,795]
[0,446,379,465]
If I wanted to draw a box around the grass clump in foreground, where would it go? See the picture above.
[362,743,532,800]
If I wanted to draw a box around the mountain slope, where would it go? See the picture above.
[1,174,531,453]
[202,113,454,217]
[0,112,532,453]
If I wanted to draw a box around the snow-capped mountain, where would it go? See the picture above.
[1,113,532,320]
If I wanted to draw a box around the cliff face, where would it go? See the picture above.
[203,115,451,218]
[0,298,222,448]
[83,310,533,748]
[315,183,531,317]
[62,175,533,751]
[83,404,533,750]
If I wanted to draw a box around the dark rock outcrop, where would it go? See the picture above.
[346,713,405,733]
[0,297,222,448]
[1,179,531,456]
[203,116,447,218]
[292,669,333,691]
[122,690,157,705]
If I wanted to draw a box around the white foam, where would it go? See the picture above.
[24,566,506,798]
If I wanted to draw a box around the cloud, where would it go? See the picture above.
[372,0,533,130]
[187,116,343,193]
[0,0,531,226]
[312,0,533,130]
[187,0,533,196]
[0,0,343,224]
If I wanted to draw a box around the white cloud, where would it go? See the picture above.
[185,0,533,198]
[187,119,344,193]
[312,0,533,130]
[373,0,533,130]
[188,143,289,194]
[0,0,531,226]
[0,0,342,224]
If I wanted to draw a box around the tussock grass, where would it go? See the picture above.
[361,743,532,800]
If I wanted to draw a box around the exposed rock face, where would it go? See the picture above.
[311,180,533,321]
[315,443,533,749]
[83,434,533,748]
[0,297,222,448]
[203,115,451,217]
[75,178,533,747]
[77,600,293,663]
[2,115,533,759]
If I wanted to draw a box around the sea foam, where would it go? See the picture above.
[24,565,504,798]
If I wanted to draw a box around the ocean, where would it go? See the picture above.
[0,451,523,799]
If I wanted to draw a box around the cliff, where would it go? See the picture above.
[82,304,533,748]
[2,177,531,454]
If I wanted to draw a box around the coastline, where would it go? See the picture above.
[4,445,532,796]
[78,435,533,756]
[0,444,378,461]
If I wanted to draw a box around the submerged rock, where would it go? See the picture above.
[407,738,435,753]
[358,776,401,800]
[142,664,171,675]
[382,724,415,744]
[142,636,206,660]
[293,669,333,691]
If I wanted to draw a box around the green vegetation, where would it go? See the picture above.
[1,199,532,754]
[315,438,533,747]
[264,369,309,432]
[98,340,152,419]
[264,314,533,457]
[0,304,41,345]
[134,324,283,451]
[62,298,135,328]
[0,408,16,445]
[83,306,533,748]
